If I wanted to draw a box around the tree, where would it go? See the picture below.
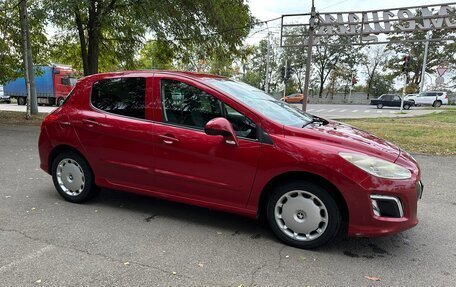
[136,40,174,70]
[46,0,255,76]
[367,72,395,98]
[362,45,390,99]
[385,10,456,92]
[241,37,280,92]
[313,36,359,98]
[0,0,49,84]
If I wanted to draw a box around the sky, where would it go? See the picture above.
[247,0,453,22]
[246,0,455,42]
[245,0,455,89]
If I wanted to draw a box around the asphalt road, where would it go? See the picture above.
[1,124,455,286]
[0,103,442,120]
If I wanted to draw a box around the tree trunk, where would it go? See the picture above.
[74,9,89,76]
[86,0,100,75]
[19,0,38,116]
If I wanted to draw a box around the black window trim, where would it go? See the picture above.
[89,76,150,123]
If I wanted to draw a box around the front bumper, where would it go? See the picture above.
[346,175,421,237]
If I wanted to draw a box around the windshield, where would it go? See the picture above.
[207,79,313,127]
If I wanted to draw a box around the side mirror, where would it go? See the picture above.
[204,117,239,146]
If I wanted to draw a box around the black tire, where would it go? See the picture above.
[51,152,99,203]
[266,180,342,249]
[403,104,410,110]
[57,97,65,106]
[17,97,26,105]
[376,103,383,109]
[5,100,11,104]
[433,100,442,108]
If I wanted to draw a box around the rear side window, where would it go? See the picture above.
[91,77,146,119]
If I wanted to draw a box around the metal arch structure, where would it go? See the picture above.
[280,2,456,110]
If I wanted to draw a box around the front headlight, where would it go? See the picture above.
[339,152,411,180]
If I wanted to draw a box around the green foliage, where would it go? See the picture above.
[313,35,362,98]
[385,9,456,90]
[46,0,255,75]
[0,0,49,84]
[136,40,174,70]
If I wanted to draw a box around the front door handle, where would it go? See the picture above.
[159,134,179,145]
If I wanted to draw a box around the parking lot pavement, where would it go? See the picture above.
[0,103,56,114]
[1,124,455,286]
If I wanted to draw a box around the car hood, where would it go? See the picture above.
[284,120,400,162]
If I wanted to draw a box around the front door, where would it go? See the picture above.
[151,77,261,208]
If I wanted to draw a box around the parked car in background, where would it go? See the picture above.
[39,71,422,249]
[280,93,304,103]
[0,85,11,104]
[405,91,449,107]
[370,94,413,110]
[4,65,77,106]
[0,85,10,103]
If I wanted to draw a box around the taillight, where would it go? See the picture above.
[445,95,448,99]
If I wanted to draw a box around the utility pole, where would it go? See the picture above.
[283,59,288,98]
[302,0,316,111]
[264,32,272,94]
[19,0,38,118]
[419,31,430,93]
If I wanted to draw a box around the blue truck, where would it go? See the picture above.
[3,65,77,106]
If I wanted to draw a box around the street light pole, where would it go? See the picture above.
[265,32,272,94]
[302,0,316,111]
[419,31,430,93]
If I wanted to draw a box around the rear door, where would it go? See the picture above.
[73,76,156,190]
[382,95,393,106]
[392,95,401,107]
[150,76,261,208]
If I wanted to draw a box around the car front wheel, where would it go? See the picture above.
[267,181,341,249]
[377,103,383,109]
[51,152,99,203]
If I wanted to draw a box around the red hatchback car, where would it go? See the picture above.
[39,71,422,248]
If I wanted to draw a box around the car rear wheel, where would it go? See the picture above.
[433,100,442,108]
[51,152,99,203]
[376,103,383,109]
[403,104,410,110]
[266,180,341,249]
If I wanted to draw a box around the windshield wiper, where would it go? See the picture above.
[302,116,328,128]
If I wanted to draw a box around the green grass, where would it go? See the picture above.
[343,110,456,155]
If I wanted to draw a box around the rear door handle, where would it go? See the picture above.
[159,134,179,145]
[82,118,99,128]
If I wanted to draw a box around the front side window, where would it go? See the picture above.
[161,79,222,128]
[91,77,146,119]
[225,104,257,140]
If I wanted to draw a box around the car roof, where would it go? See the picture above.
[79,70,226,82]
